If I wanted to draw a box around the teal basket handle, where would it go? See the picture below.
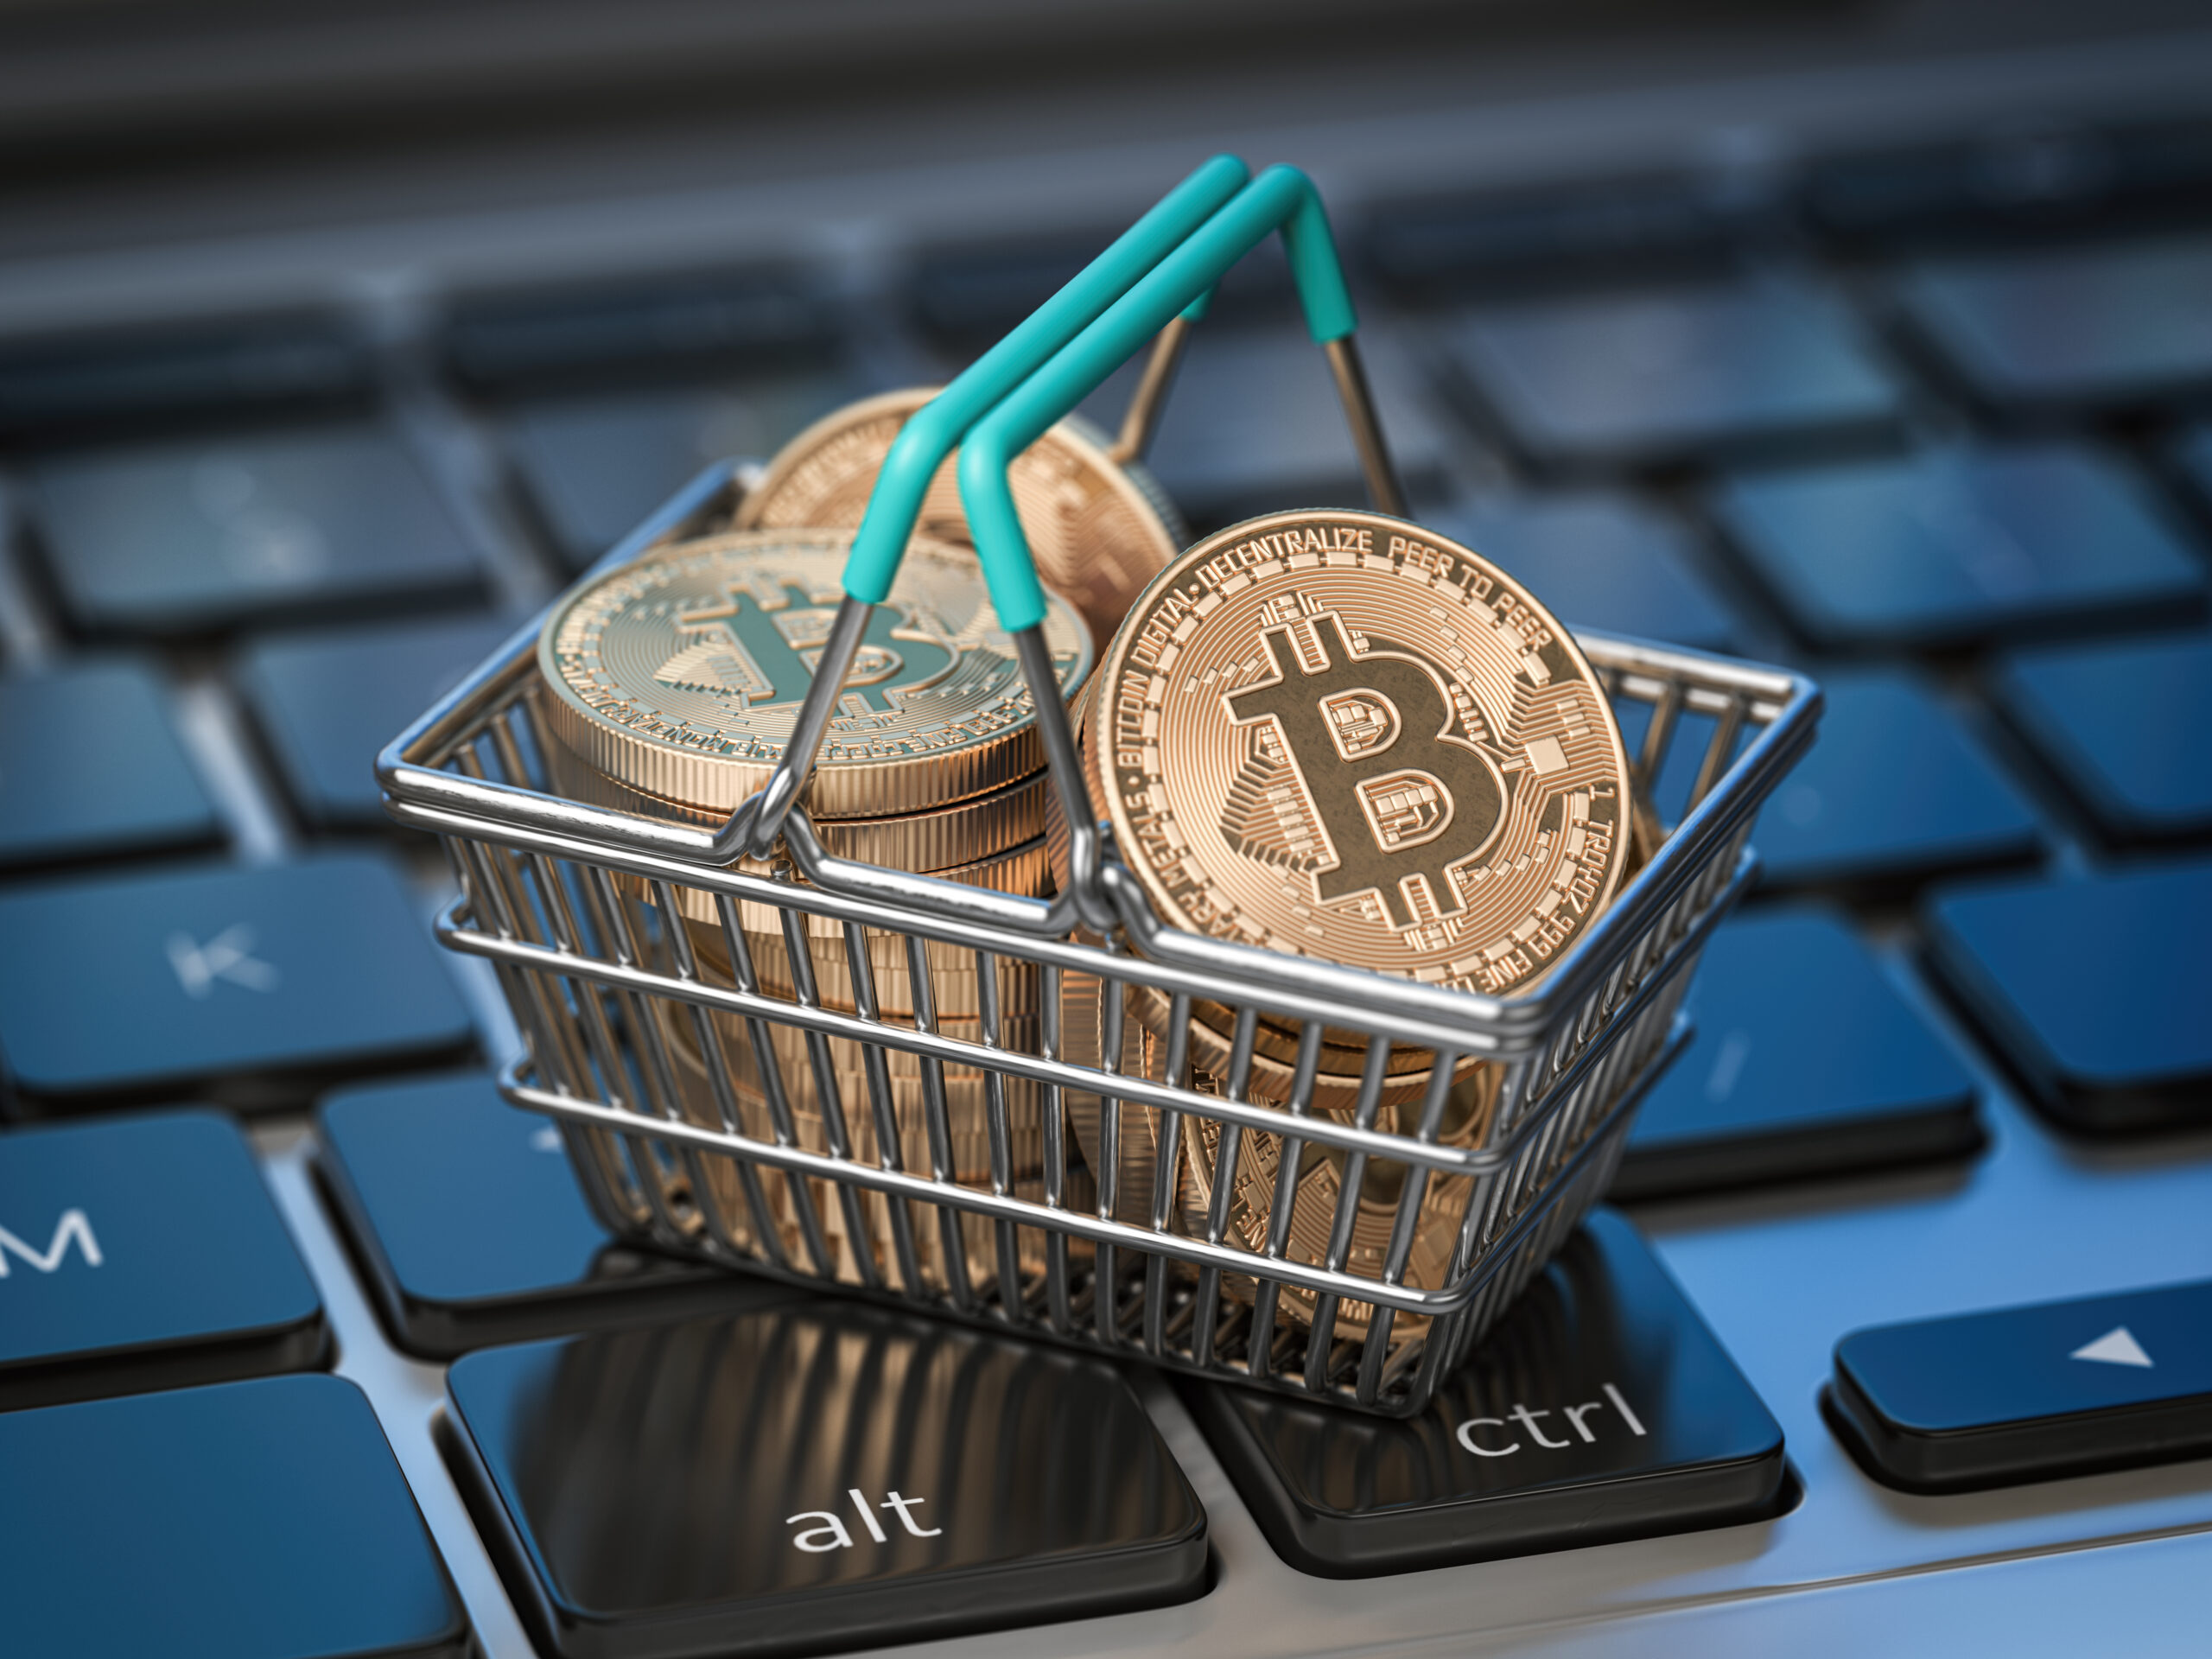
[957,164,1395,632]
[841,153,1250,606]
[729,155,1249,862]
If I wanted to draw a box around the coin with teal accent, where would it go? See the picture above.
[536,529,1093,819]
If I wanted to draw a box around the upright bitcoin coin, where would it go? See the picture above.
[734,387,1182,653]
[1091,509,1633,996]
[537,529,1092,819]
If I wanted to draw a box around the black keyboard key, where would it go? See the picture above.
[1716,442,2205,651]
[1923,859,2212,1133]
[0,660,222,874]
[1186,1210,1785,1575]
[917,233,1291,346]
[29,423,484,639]
[319,1073,791,1357]
[1612,912,1980,1202]
[0,314,366,439]
[1105,327,1448,522]
[239,613,513,829]
[1751,669,2041,894]
[1994,632,2212,846]
[1367,174,1739,299]
[445,1304,1205,1657]
[1433,490,1738,650]
[1827,1279,2212,1491]
[1899,233,2212,413]
[0,854,474,1115]
[1,1375,469,1656]
[2176,421,2212,512]
[448,269,839,391]
[504,374,850,569]
[1445,281,1899,471]
[0,1109,325,1410]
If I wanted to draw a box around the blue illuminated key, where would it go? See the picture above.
[1829,1278,2212,1491]
[1752,669,2041,893]
[1716,442,2205,651]
[1994,632,2212,846]
[0,854,474,1114]
[1432,490,1737,650]
[1923,860,2212,1132]
[0,660,221,873]
[0,314,365,437]
[446,1304,1205,1656]
[1899,233,2212,413]
[1446,281,1899,470]
[29,423,483,639]
[0,1109,324,1410]
[448,269,837,388]
[1613,912,1980,1202]
[505,374,852,569]
[1185,1211,1785,1574]
[1091,327,1449,523]
[239,613,513,828]
[1,1375,469,1658]
[319,1074,790,1357]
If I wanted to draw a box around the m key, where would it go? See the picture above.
[1827,1280,2212,1493]
[0,1109,326,1410]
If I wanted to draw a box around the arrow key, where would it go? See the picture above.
[1827,1280,2212,1492]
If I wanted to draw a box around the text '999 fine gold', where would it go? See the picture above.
[536,528,1093,821]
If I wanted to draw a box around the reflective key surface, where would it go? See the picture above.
[1899,233,2212,412]
[318,1072,790,1357]
[1185,1211,1788,1576]
[1829,1279,2212,1491]
[0,855,475,1113]
[1715,442,2207,651]
[1446,280,1899,470]
[0,660,221,872]
[1613,911,1981,1202]
[1745,669,2042,894]
[0,1374,470,1659]
[1993,631,2212,846]
[444,1303,1208,1658]
[1922,859,2212,1133]
[0,1109,325,1409]
[238,612,514,828]
[29,423,485,639]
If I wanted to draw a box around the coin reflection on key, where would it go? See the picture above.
[443,1303,1206,1656]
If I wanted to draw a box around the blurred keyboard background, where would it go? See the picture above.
[2,0,2211,1654]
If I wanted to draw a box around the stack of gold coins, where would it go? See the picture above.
[531,386,1184,1290]
[1061,508,1642,1344]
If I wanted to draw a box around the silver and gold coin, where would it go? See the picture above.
[735,386,1182,654]
[537,527,1093,820]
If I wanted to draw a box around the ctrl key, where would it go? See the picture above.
[442,1304,1207,1657]
[1186,1211,1789,1576]
[1828,1281,2212,1493]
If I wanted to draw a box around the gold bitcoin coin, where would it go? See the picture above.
[537,528,1092,820]
[736,386,1183,654]
[545,738,1048,874]
[1091,509,1635,997]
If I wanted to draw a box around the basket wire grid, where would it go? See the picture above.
[381,454,1820,1415]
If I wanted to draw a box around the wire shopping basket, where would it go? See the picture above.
[382,159,1821,1414]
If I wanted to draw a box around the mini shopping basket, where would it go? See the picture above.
[381,157,1821,1414]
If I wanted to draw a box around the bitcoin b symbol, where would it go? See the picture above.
[1225,613,1507,928]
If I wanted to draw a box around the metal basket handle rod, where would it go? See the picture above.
[958,164,1396,918]
[723,153,1250,860]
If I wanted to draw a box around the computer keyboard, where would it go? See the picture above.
[3,104,2212,1659]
